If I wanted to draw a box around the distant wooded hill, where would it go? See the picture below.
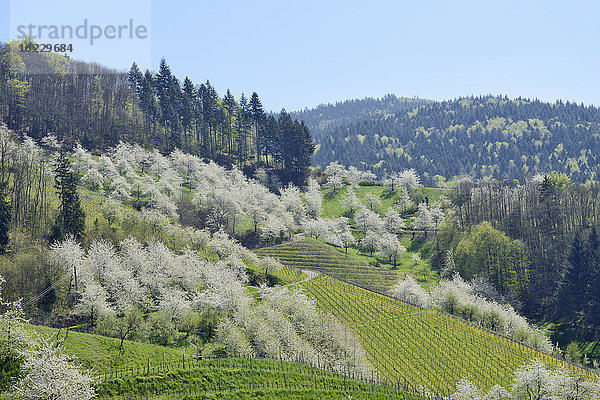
[297,95,600,184]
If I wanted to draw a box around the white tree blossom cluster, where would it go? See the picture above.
[324,162,376,191]
[99,199,258,265]
[216,286,373,376]
[72,143,301,239]
[302,217,354,249]
[0,276,95,399]
[385,168,421,191]
[412,202,445,235]
[11,335,97,400]
[451,359,600,400]
[50,237,249,322]
[353,206,406,263]
[304,179,323,217]
[391,274,553,353]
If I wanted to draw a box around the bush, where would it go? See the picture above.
[146,312,176,346]
[565,341,582,362]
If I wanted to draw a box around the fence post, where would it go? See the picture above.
[371,371,374,392]
[251,357,254,390]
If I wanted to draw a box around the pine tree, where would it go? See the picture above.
[557,229,590,324]
[199,81,219,155]
[264,114,280,166]
[236,93,250,167]
[249,92,265,165]
[222,89,238,156]
[181,76,196,147]
[140,70,162,132]
[583,227,600,327]
[51,151,85,241]
[279,110,314,186]
[127,62,143,97]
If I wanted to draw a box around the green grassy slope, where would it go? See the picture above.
[29,325,185,373]
[320,186,450,220]
[27,325,426,399]
[302,275,596,397]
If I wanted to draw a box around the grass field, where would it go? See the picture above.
[301,274,597,397]
[29,324,186,374]
[320,186,451,220]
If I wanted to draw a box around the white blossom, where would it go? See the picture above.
[384,207,406,233]
[340,187,359,213]
[305,179,323,217]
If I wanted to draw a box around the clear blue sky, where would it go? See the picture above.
[2,0,599,112]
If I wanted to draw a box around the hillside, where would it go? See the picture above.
[28,326,426,400]
[301,273,595,397]
[0,40,313,187]
[255,238,401,292]
[291,95,430,137]
[305,95,600,183]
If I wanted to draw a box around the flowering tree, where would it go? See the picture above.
[325,161,346,192]
[363,192,381,211]
[354,206,384,234]
[303,218,328,240]
[398,168,420,190]
[359,230,380,256]
[384,207,405,233]
[376,233,405,267]
[260,215,287,243]
[280,183,306,223]
[384,171,402,192]
[81,168,104,191]
[335,217,355,252]
[451,359,600,400]
[396,187,413,212]
[391,275,429,307]
[304,179,323,217]
[413,203,434,237]
[326,174,344,193]
[346,166,375,187]
[340,187,360,214]
[1,275,96,399]
[430,205,445,230]
[12,335,96,400]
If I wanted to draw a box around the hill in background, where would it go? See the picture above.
[298,95,600,184]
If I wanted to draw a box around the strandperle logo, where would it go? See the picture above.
[15,19,148,45]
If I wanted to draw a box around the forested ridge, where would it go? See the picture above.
[291,94,431,136]
[0,39,314,186]
[304,95,600,184]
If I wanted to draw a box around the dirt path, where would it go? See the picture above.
[298,270,319,284]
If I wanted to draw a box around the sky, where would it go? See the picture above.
[1,0,600,112]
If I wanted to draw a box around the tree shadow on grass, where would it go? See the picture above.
[380,188,396,199]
